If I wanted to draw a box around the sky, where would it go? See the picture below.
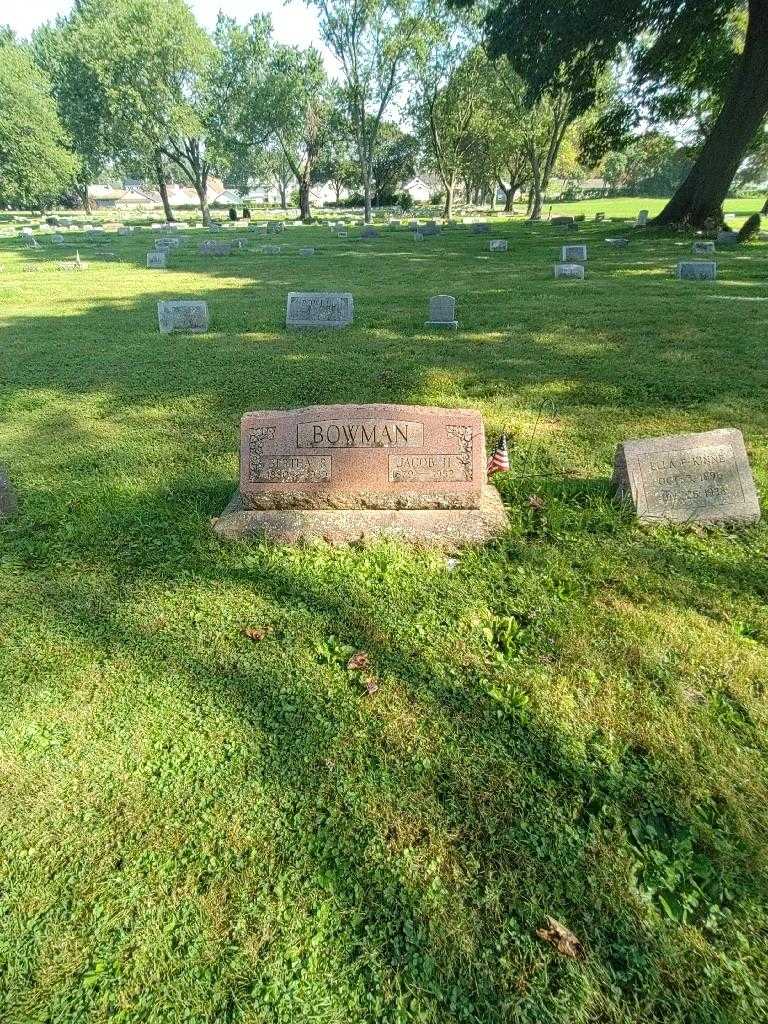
[6,0,329,58]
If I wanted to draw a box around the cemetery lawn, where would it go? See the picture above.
[1,203,768,1024]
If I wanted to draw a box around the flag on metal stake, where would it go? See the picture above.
[487,433,510,476]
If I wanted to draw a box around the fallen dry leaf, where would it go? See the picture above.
[243,626,272,642]
[362,675,379,695]
[347,651,371,672]
[527,494,546,511]
[535,917,585,959]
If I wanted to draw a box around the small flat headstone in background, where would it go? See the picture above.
[471,223,489,234]
[693,240,716,255]
[606,237,629,248]
[0,467,17,519]
[199,241,233,256]
[286,292,353,328]
[337,229,348,238]
[155,237,181,250]
[157,300,209,334]
[299,247,315,256]
[677,260,716,280]
[717,230,738,249]
[613,428,760,526]
[147,251,167,269]
[426,294,458,329]
[489,240,508,252]
[562,244,587,262]
[262,245,282,255]
[554,263,585,279]
[52,235,66,245]
[361,226,379,239]
[118,226,134,236]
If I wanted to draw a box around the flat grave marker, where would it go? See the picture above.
[147,251,167,269]
[286,292,353,328]
[613,428,760,526]
[554,263,585,279]
[157,300,209,334]
[562,244,587,262]
[489,240,508,252]
[693,240,716,255]
[677,260,717,280]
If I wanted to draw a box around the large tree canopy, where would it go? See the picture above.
[0,40,78,209]
[452,0,768,226]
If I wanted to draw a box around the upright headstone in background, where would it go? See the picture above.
[212,403,508,545]
[554,263,585,279]
[489,240,508,252]
[0,467,17,519]
[200,241,233,256]
[118,226,134,236]
[155,237,181,251]
[147,251,167,269]
[562,244,587,262]
[157,300,209,334]
[471,223,489,234]
[337,228,348,238]
[595,212,606,222]
[299,247,315,256]
[693,240,716,255]
[262,245,282,255]
[677,261,717,280]
[361,226,379,239]
[425,294,458,329]
[286,292,353,328]
[52,235,66,246]
[635,209,649,227]
[613,428,760,526]
[717,230,738,249]
[551,216,574,229]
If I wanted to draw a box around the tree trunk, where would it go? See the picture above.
[195,182,211,226]
[154,154,173,222]
[444,172,456,219]
[363,167,372,223]
[528,151,543,220]
[656,0,768,227]
[298,178,311,221]
[762,194,768,215]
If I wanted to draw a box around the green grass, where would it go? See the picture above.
[1,205,767,1023]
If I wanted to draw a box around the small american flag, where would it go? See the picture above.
[487,433,510,476]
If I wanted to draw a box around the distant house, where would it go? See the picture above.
[401,177,433,202]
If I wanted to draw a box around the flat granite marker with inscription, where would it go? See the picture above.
[613,428,760,526]
[562,244,587,262]
[157,300,209,334]
[677,260,717,280]
[212,403,508,545]
[286,292,353,328]
[693,240,716,255]
[147,251,167,269]
[554,263,585,279]
[489,240,508,252]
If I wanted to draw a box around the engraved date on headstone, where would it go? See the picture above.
[638,444,742,516]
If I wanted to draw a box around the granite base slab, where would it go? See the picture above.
[213,485,507,546]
